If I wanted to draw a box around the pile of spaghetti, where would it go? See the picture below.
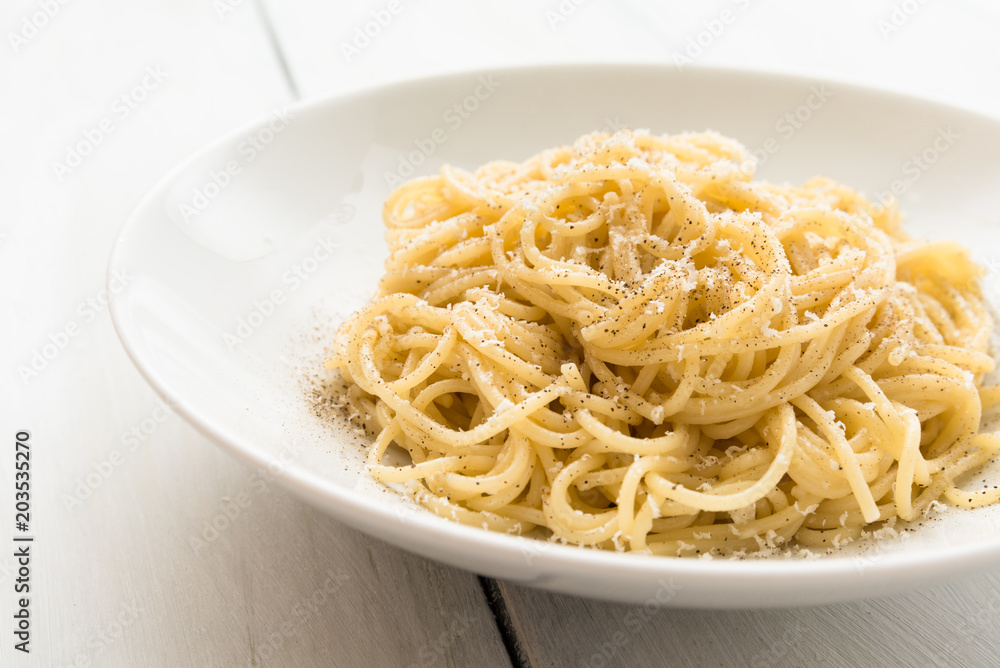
[326,130,1000,555]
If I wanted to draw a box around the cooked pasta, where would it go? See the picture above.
[325,129,1000,555]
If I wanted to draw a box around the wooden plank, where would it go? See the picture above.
[494,571,1000,667]
[0,1,510,665]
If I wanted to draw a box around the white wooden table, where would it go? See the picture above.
[4,1,1000,665]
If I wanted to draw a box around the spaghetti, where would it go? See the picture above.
[325,130,1000,555]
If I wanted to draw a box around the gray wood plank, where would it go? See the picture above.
[493,571,1000,668]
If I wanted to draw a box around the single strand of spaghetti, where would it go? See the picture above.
[572,465,630,492]
[649,514,700,532]
[507,414,593,449]
[576,409,690,456]
[718,446,777,481]
[631,362,662,396]
[560,362,588,393]
[890,404,923,521]
[699,413,761,440]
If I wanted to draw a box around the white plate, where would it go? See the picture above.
[109,64,1000,607]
